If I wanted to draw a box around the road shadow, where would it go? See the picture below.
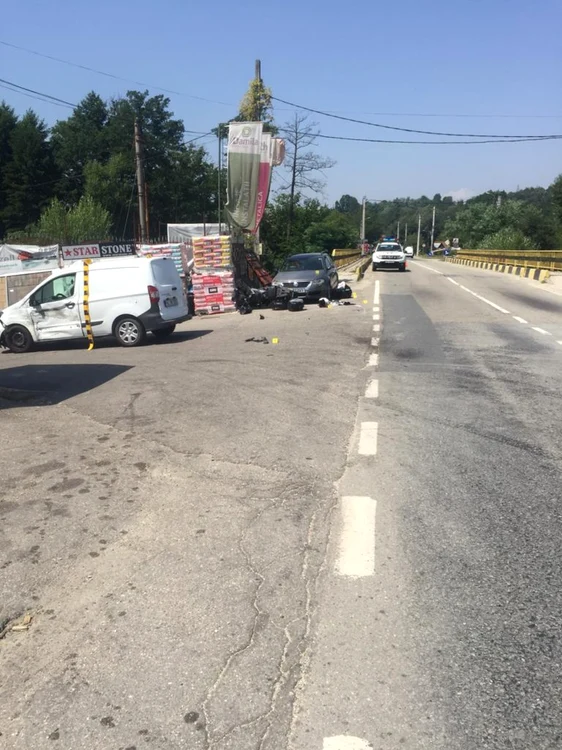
[0,329,213,353]
[0,363,132,408]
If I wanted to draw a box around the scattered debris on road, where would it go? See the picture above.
[245,336,269,344]
[0,612,33,638]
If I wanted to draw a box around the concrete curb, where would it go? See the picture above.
[446,256,550,283]
[355,258,371,281]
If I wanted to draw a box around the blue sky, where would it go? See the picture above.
[2,0,562,205]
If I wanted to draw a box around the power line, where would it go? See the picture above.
[0,39,233,108]
[0,78,77,108]
[272,95,562,140]
[284,109,562,120]
[312,132,561,145]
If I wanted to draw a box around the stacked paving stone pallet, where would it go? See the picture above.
[192,235,235,315]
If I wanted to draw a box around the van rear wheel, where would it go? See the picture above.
[114,316,145,347]
[152,324,176,339]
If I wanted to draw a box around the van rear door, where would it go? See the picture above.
[149,258,188,321]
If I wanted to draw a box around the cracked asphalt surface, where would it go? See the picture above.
[2,260,562,749]
[0,270,373,750]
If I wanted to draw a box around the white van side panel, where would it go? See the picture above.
[86,266,151,336]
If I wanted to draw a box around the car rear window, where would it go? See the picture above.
[281,256,324,271]
[151,259,179,285]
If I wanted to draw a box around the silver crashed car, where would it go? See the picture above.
[274,253,339,300]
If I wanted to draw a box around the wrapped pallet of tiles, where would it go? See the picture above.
[191,235,235,315]
[192,235,232,271]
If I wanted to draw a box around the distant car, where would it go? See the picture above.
[404,246,414,258]
[274,253,339,300]
[372,242,406,272]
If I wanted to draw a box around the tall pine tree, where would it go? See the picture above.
[1,110,58,233]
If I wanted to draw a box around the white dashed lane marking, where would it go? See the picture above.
[373,279,380,306]
[532,326,551,336]
[371,337,379,348]
[365,379,379,399]
[513,316,529,324]
[323,737,373,749]
[367,352,378,367]
[358,421,378,455]
[334,497,376,578]
[373,324,380,332]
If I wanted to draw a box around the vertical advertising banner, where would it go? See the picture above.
[226,123,263,231]
[254,132,272,233]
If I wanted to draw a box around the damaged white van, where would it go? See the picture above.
[0,256,190,353]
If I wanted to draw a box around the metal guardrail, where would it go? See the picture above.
[332,249,365,269]
[456,249,562,271]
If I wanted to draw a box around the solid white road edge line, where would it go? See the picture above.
[448,278,460,286]
[334,497,376,578]
[374,279,380,306]
[358,422,378,456]
[365,379,379,399]
[459,285,510,314]
[532,326,551,335]
[411,261,443,275]
[513,316,529,324]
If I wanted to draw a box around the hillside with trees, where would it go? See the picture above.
[1,87,562,264]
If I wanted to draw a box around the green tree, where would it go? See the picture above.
[84,154,135,238]
[238,76,274,127]
[15,195,111,244]
[335,194,361,215]
[304,212,358,253]
[479,227,535,250]
[50,92,109,205]
[0,102,18,237]
[1,110,58,232]
[551,174,562,227]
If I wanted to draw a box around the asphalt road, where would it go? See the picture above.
[1,260,561,749]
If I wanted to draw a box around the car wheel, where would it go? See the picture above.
[372,264,377,272]
[4,325,34,353]
[399,264,406,272]
[114,316,146,347]
[152,324,176,339]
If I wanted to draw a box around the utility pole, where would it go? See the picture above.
[255,59,262,249]
[416,214,421,255]
[134,118,148,243]
[217,126,222,232]
[397,220,400,241]
[430,205,436,253]
[360,196,366,241]
[255,59,262,120]
[404,222,408,245]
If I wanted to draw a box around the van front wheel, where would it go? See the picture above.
[5,325,34,353]
[114,316,145,347]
